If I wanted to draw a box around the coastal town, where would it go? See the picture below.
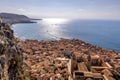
[18,39,120,80]
[0,16,120,80]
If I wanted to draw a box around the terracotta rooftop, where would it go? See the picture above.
[103,75,115,80]
[93,73,103,78]
[84,72,93,77]
[78,62,88,71]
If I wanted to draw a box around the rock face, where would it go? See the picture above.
[0,23,24,80]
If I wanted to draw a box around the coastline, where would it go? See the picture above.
[10,21,37,25]
[12,19,120,53]
[0,22,120,80]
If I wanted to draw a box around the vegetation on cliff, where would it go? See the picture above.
[0,23,25,80]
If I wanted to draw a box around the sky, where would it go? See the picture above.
[0,0,120,19]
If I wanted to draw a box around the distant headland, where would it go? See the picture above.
[0,12,41,24]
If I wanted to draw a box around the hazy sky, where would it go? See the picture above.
[0,0,120,19]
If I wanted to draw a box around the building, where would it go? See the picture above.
[78,62,88,72]
[73,71,93,80]
[93,73,103,80]
[113,64,120,74]
[102,62,113,69]
[0,16,2,24]
[91,66,108,73]
[71,54,77,74]
[102,69,115,80]
[73,71,103,80]
[90,55,102,66]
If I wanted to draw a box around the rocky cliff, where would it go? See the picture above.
[0,23,24,80]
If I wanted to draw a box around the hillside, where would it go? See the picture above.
[0,13,35,24]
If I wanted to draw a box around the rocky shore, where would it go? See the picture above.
[0,22,120,80]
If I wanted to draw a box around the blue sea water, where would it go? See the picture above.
[12,19,120,52]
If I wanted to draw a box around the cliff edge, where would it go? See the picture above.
[0,23,24,80]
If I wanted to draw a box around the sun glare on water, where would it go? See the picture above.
[39,18,69,39]
[42,18,68,24]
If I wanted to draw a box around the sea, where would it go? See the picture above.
[12,18,120,52]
